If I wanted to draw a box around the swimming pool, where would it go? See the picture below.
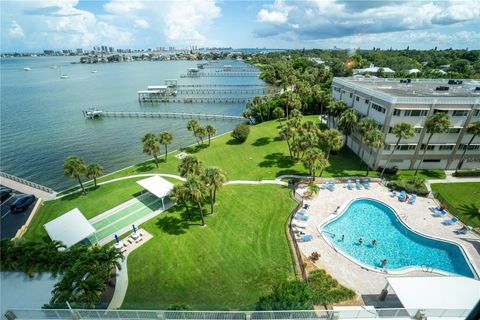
[320,198,476,278]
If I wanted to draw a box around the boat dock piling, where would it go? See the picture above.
[180,72,261,78]
[137,96,258,103]
[83,110,247,122]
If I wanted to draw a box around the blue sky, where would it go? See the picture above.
[1,0,480,52]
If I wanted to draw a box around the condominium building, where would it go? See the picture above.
[331,77,480,170]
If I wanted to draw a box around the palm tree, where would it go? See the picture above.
[272,107,285,126]
[86,163,103,188]
[456,120,480,171]
[187,119,200,144]
[194,126,207,145]
[178,155,203,177]
[205,125,216,145]
[380,123,415,177]
[184,175,207,226]
[357,118,378,165]
[337,108,359,147]
[64,156,87,194]
[187,119,200,132]
[283,92,301,118]
[158,131,173,161]
[203,167,227,214]
[279,124,296,159]
[414,113,451,176]
[142,132,161,168]
[363,129,385,176]
[319,129,344,161]
[170,184,193,220]
[301,147,328,180]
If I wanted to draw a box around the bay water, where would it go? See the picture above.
[0,57,263,190]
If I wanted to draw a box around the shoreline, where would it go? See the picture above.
[55,129,237,195]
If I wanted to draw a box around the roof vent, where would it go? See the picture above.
[435,86,449,91]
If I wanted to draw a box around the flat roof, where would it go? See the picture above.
[44,208,95,248]
[334,77,480,99]
[387,276,480,310]
[137,175,174,199]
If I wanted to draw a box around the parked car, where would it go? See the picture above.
[0,188,13,202]
[10,194,35,213]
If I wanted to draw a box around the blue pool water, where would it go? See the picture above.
[322,198,476,278]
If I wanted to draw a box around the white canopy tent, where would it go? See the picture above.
[44,208,96,248]
[387,276,480,311]
[137,175,175,209]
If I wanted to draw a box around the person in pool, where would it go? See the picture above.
[381,259,388,267]
[371,239,377,246]
[358,237,363,244]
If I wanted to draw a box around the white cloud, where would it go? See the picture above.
[134,19,149,29]
[1,0,222,51]
[8,20,24,38]
[257,9,287,24]
[255,0,480,41]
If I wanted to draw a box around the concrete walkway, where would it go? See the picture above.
[108,229,153,309]
[424,170,480,192]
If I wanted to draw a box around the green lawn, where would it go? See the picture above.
[431,182,480,229]
[123,184,297,310]
[24,178,146,241]
[89,115,378,184]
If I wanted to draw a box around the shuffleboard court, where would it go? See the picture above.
[86,192,171,244]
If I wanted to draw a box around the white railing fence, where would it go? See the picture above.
[4,308,472,320]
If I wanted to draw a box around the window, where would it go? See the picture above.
[439,145,454,150]
[333,87,341,93]
[473,110,480,117]
[434,109,448,114]
[396,145,416,151]
[468,159,480,163]
[423,159,441,163]
[414,127,422,133]
[349,93,353,98]
[393,109,401,116]
[404,109,428,116]
[459,144,480,150]
[355,96,360,102]
[420,144,435,151]
[371,103,386,114]
[342,90,345,94]
[453,110,469,117]
[448,128,461,134]
[384,145,391,151]
[365,99,369,104]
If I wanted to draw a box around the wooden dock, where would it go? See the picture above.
[180,72,260,78]
[138,96,256,103]
[84,111,246,122]
[175,88,278,94]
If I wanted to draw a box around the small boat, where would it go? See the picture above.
[23,67,32,71]
[60,74,69,79]
[91,70,97,73]
[50,65,57,69]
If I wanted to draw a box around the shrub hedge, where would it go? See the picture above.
[387,180,429,196]
[452,170,480,177]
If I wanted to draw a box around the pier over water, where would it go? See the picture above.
[83,110,248,122]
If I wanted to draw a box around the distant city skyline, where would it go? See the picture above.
[1,0,480,52]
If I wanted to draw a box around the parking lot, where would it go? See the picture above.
[1,185,36,239]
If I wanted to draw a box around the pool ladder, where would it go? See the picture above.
[421,264,434,273]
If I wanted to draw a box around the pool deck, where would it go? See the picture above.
[295,182,480,296]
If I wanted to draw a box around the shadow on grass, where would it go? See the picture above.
[185,144,208,154]
[154,207,201,235]
[226,139,243,145]
[273,136,283,142]
[258,152,296,169]
[457,203,480,226]
[252,137,271,146]
[134,162,157,173]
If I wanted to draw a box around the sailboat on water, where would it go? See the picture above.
[59,66,69,79]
